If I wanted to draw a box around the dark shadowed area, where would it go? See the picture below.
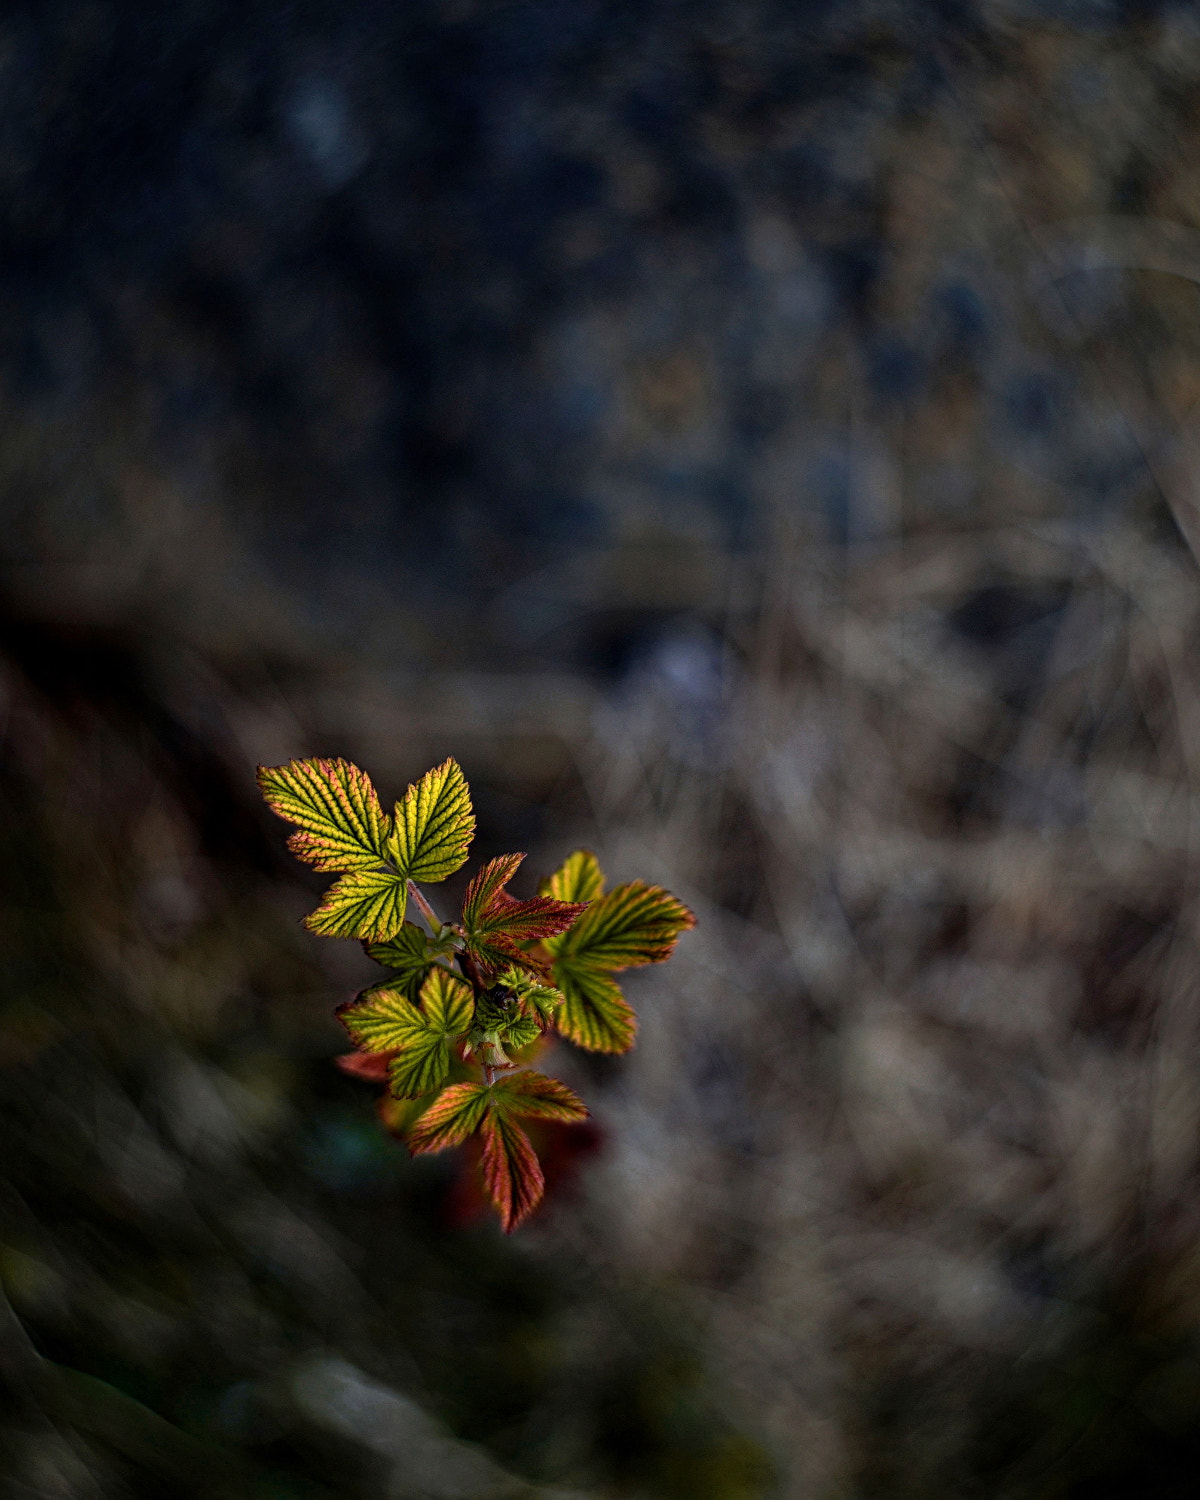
[5,1,1200,1495]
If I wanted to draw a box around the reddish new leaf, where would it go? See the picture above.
[484,890,588,944]
[489,1070,588,1123]
[481,1110,545,1232]
[460,854,524,928]
[481,1073,586,1228]
[461,853,587,977]
[334,1050,393,1082]
[405,1071,586,1230]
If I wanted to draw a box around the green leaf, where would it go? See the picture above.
[386,1040,456,1100]
[419,965,475,1035]
[542,881,694,1052]
[258,758,390,871]
[499,1014,541,1052]
[539,848,604,904]
[391,968,473,1097]
[552,964,637,1053]
[546,880,696,970]
[305,868,410,941]
[407,1082,490,1153]
[364,921,432,996]
[471,987,517,1033]
[495,965,563,1023]
[339,967,473,1098]
[461,854,587,977]
[466,992,516,1065]
[337,984,427,1054]
[465,997,542,1064]
[481,1111,543,1233]
[387,758,475,885]
[366,921,457,999]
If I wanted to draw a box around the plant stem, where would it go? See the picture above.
[407,880,442,931]
[405,879,489,1084]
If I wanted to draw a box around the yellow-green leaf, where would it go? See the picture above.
[499,1014,540,1052]
[546,880,695,970]
[305,868,409,941]
[539,877,693,1052]
[552,963,637,1053]
[387,1037,455,1099]
[258,758,389,871]
[388,758,475,884]
[539,848,604,904]
[390,966,473,1097]
[419,965,474,1035]
[338,966,474,1098]
[337,985,426,1053]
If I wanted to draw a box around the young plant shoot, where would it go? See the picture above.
[257,757,695,1230]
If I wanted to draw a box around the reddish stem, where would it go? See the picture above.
[407,880,442,932]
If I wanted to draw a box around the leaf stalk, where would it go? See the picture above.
[407,879,443,932]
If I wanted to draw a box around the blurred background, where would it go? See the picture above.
[7,1,1200,1495]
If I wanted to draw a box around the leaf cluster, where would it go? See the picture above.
[258,757,694,1230]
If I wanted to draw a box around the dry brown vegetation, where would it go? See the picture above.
[7,6,1200,1497]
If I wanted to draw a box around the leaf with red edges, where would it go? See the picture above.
[551,966,637,1054]
[365,921,454,999]
[406,1082,490,1154]
[305,868,409,942]
[404,1070,587,1230]
[475,1072,587,1229]
[488,1070,588,1123]
[547,880,696,970]
[258,758,390,872]
[339,967,474,1098]
[538,848,604,904]
[386,757,475,884]
[481,1111,544,1232]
